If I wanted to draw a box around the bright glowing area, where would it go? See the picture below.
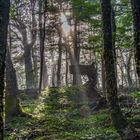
[60,13,71,37]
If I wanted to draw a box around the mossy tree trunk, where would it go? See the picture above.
[101,0,139,139]
[131,0,140,87]
[0,0,10,139]
[5,40,23,118]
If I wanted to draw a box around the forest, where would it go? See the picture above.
[0,0,140,139]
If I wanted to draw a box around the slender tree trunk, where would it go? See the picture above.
[101,0,139,139]
[120,50,133,87]
[57,31,62,87]
[32,46,38,88]
[39,0,47,92]
[131,0,140,87]
[112,6,116,48]
[52,64,56,87]
[65,48,68,86]
[31,0,38,89]
[42,61,48,89]
[24,45,35,89]
[51,51,56,87]
[0,0,10,139]
[101,55,106,94]
[65,43,81,86]
[126,53,132,87]
[72,18,81,85]
[56,0,62,87]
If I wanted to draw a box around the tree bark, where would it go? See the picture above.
[39,0,47,92]
[32,46,38,88]
[57,29,62,87]
[5,45,23,118]
[101,0,139,139]
[101,55,106,94]
[73,19,81,85]
[131,0,140,87]
[65,48,69,86]
[0,0,10,139]
[24,45,35,89]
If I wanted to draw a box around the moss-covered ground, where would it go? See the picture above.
[5,87,140,140]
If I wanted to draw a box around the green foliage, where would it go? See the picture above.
[115,2,133,49]
[70,1,102,54]
[5,87,121,140]
[120,0,130,5]
[47,5,59,13]
[71,0,100,21]
[131,91,140,101]
[10,4,17,20]
[5,87,140,140]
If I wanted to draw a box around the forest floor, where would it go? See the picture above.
[5,87,140,140]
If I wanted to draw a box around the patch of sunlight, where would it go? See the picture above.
[42,86,50,97]
[33,95,46,118]
[60,13,71,37]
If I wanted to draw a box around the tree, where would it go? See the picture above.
[11,0,37,89]
[57,27,62,87]
[72,15,81,85]
[0,0,10,139]
[39,0,47,92]
[131,0,140,86]
[101,0,139,139]
[5,30,23,118]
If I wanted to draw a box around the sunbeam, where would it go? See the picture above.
[60,13,71,37]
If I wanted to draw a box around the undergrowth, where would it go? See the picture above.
[5,87,140,140]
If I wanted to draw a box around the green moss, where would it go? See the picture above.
[5,87,139,140]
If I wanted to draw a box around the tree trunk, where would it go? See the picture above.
[5,46,23,118]
[131,0,140,87]
[73,19,81,85]
[51,51,56,87]
[126,53,132,87]
[39,0,47,92]
[57,30,62,87]
[14,24,36,89]
[24,45,35,89]
[42,60,48,89]
[101,0,139,139]
[101,55,106,94]
[0,0,10,139]
[65,48,69,86]
[32,46,38,88]
[12,0,37,90]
